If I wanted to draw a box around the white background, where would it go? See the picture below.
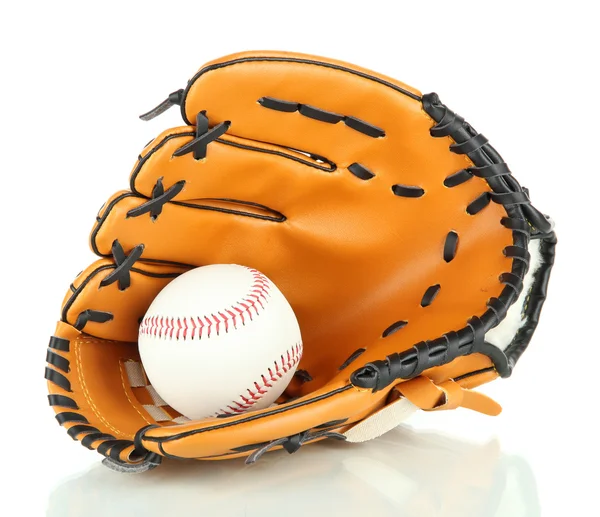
[0,1,597,515]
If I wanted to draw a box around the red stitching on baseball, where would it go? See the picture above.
[215,341,303,416]
[139,268,272,339]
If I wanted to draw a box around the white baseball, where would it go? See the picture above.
[138,264,303,420]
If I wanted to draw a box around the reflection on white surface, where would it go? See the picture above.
[47,426,540,517]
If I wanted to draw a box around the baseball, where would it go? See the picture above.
[138,264,303,420]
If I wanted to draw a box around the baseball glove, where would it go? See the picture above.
[46,51,556,472]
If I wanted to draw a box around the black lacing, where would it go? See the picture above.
[99,240,144,291]
[352,317,493,392]
[245,429,347,464]
[139,89,184,121]
[351,93,553,389]
[428,93,551,234]
[127,179,185,220]
[172,111,230,160]
[73,309,113,331]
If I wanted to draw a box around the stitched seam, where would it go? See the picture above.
[215,341,303,416]
[139,268,271,339]
[75,337,127,438]
[119,362,154,427]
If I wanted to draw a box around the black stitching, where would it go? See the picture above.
[45,367,71,392]
[382,320,408,338]
[348,163,375,180]
[466,192,491,215]
[421,285,441,307]
[49,336,70,352]
[338,348,367,370]
[46,350,70,373]
[392,184,425,198]
[444,231,459,262]
[48,394,78,409]
[258,96,385,138]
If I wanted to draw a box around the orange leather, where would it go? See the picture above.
[397,375,502,416]
[47,51,520,464]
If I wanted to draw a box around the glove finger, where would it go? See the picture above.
[180,51,467,188]
[130,127,337,206]
[62,256,188,341]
